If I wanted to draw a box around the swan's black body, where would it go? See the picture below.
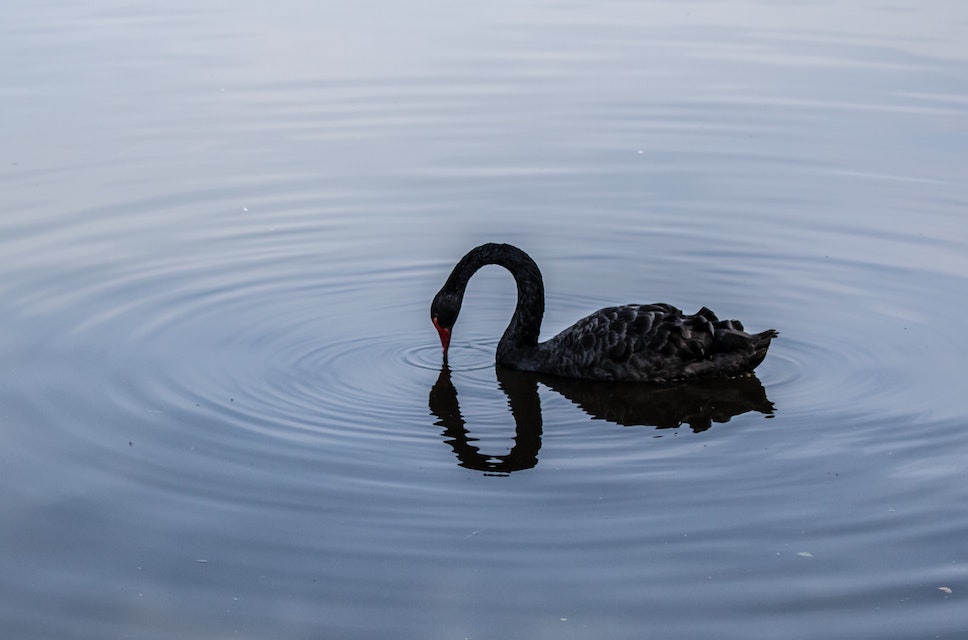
[431,243,777,382]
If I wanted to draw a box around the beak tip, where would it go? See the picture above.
[433,317,452,359]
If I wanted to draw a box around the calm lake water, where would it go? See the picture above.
[3,1,968,638]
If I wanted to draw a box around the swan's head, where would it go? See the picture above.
[430,290,461,359]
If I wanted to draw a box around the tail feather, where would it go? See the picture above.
[746,329,778,370]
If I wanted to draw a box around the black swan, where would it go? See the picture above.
[430,243,777,382]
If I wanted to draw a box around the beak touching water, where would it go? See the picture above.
[432,316,451,360]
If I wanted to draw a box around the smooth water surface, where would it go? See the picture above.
[2,1,968,638]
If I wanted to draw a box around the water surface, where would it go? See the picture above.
[3,1,968,638]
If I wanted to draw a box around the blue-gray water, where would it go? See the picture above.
[3,1,968,638]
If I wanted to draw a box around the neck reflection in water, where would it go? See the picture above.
[429,365,775,475]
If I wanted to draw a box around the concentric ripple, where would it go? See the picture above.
[4,3,968,637]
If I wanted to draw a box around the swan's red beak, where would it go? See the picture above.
[432,316,451,358]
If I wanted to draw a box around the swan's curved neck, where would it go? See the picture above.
[445,243,545,356]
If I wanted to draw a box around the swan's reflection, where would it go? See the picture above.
[428,365,543,475]
[429,365,775,475]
